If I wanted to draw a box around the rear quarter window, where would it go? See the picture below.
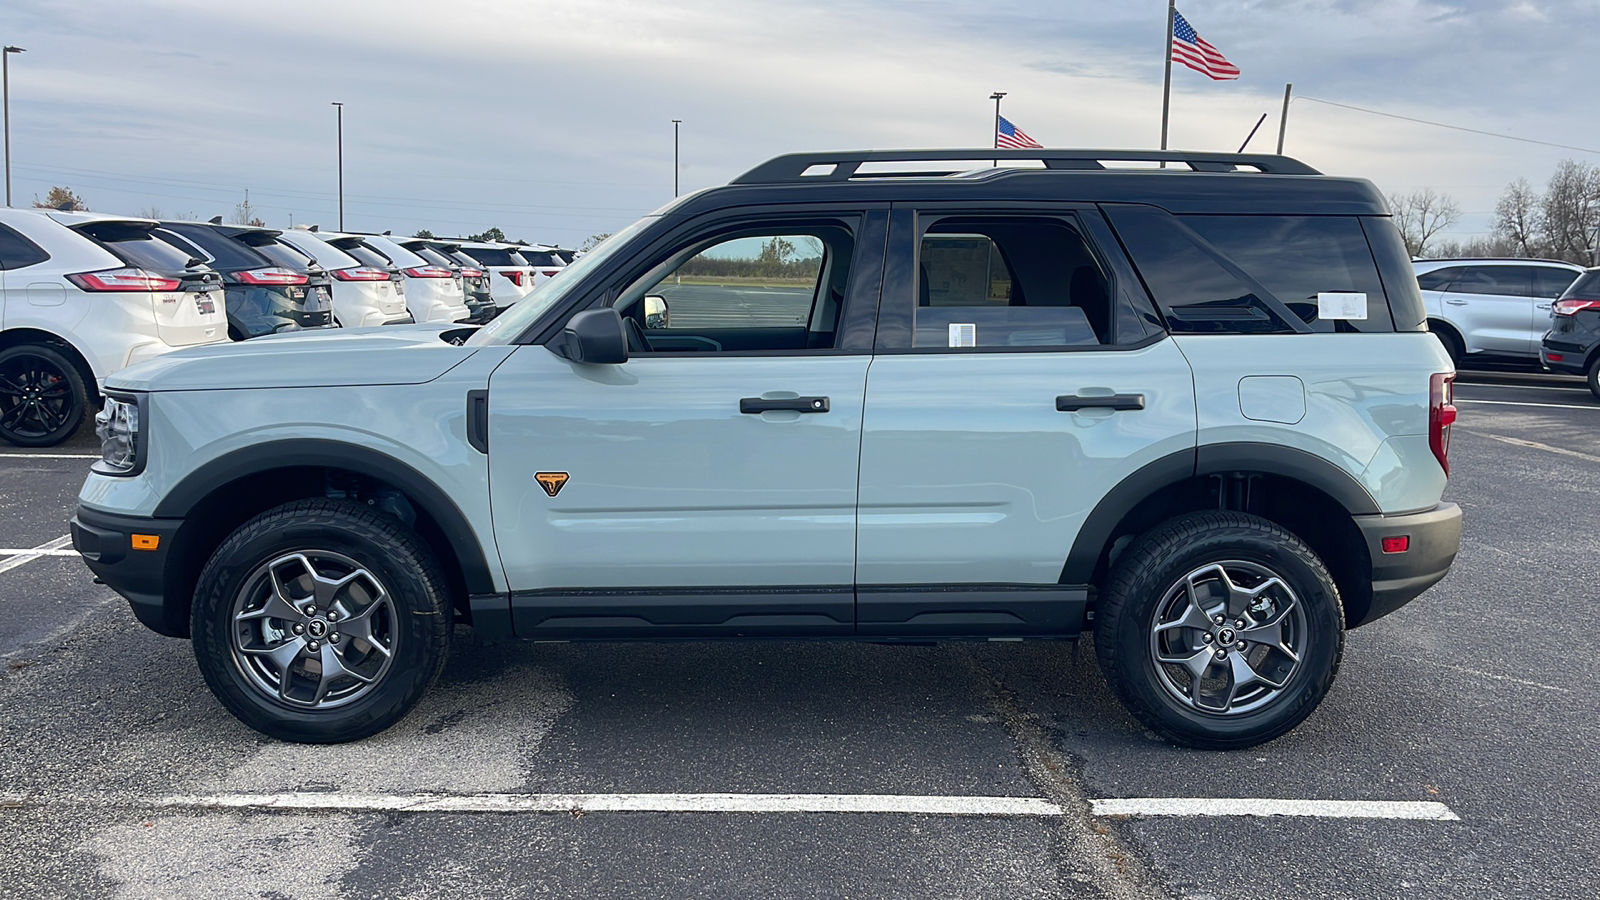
[0,223,50,270]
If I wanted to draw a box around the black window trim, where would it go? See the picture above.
[528,203,890,356]
[872,200,1171,355]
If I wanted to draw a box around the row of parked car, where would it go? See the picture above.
[0,207,575,446]
[1412,256,1600,397]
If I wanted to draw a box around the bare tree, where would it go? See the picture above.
[32,186,87,211]
[1493,178,1542,258]
[229,197,265,228]
[1537,159,1600,264]
[1388,188,1462,257]
[579,232,612,251]
[137,206,163,220]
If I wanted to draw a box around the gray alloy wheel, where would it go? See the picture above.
[229,550,398,709]
[1147,560,1307,715]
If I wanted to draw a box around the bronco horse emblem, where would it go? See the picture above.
[534,472,569,497]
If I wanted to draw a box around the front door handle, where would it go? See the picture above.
[740,396,830,414]
[1445,298,1469,306]
[1057,393,1146,412]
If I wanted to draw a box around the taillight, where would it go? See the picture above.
[500,270,525,287]
[331,266,391,282]
[66,267,181,292]
[1552,298,1600,316]
[403,266,454,278]
[539,268,561,277]
[1430,372,1457,476]
[232,267,309,286]
[460,267,484,278]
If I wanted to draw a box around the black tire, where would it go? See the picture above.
[1431,324,1464,368]
[190,499,451,743]
[0,343,91,448]
[1587,355,1600,401]
[1094,511,1344,750]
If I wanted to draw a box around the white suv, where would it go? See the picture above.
[361,234,470,324]
[1414,258,1583,364]
[276,229,411,328]
[514,244,567,289]
[454,241,536,312]
[0,209,225,446]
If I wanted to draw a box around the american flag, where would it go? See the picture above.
[996,116,1042,149]
[1171,10,1239,81]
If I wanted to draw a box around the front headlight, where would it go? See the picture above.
[94,394,142,475]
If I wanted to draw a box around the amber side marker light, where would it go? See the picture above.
[131,534,160,551]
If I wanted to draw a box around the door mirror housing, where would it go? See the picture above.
[552,308,629,364]
[644,295,670,330]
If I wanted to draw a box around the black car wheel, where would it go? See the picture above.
[1587,355,1600,401]
[190,499,452,743]
[1095,511,1345,750]
[0,344,90,448]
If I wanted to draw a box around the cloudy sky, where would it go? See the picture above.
[5,0,1596,246]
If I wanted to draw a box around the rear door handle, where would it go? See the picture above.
[1445,298,1469,306]
[1056,393,1145,412]
[741,396,830,414]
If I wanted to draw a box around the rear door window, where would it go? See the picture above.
[1179,215,1394,332]
[1451,266,1532,297]
[1416,267,1465,291]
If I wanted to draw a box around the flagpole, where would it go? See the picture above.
[1276,83,1293,154]
[990,91,1005,167]
[1160,0,1174,160]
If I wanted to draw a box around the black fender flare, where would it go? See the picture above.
[154,439,497,594]
[1062,442,1380,584]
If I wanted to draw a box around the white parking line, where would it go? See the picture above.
[0,549,77,556]
[0,535,74,575]
[1460,429,1600,465]
[1457,398,1599,411]
[0,453,99,459]
[1090,798,1459,821]
[4,792,1066,817]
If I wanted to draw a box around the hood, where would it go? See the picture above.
[107,324,484,392]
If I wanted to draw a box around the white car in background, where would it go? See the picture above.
[359,234,470,325]
[277,228,411,327]
[453,240,536,311]
[0,208,226,446]
[514,244,567,289]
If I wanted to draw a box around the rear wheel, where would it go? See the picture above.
[1431,324,1464,367]
[0,344,90,447]
[1587,355,1600,400]
[1094,511,1345,749]
[190,499,452,743]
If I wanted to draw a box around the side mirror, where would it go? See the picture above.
[644,295,670,330]
[553,308,629,364]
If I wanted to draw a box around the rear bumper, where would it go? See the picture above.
[1539,334,1593,375]
[1351,502,1462,626]
[70,506,186,637]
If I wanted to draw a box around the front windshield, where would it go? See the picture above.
[467,216,656,346]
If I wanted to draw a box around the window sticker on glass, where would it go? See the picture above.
[1317,292,1368,320]
[949,323,976,347]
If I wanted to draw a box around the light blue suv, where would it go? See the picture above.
[72,150,1463,748]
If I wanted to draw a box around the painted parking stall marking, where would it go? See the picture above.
[0,535,74,575]
[1090,798,1460,821]
[0,452,100,459]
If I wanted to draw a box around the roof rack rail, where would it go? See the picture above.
[732,149,1321,184]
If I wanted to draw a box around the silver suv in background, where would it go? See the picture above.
[1414,258,1583,365]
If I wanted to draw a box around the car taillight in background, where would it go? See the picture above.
[232,267,309,286]
[1430,372,1457,476]
[539,268,562,278]
[500,270,526,287]
[1552,298,1600,316]
[66,267,182,292]
[331,266,392,282]
[403,266,454,278]
[460,268,484,278]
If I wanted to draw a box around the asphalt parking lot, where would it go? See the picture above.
[1,370,1596,900]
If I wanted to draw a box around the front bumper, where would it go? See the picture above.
[1351,501,1462,626]
[70,506,186,637]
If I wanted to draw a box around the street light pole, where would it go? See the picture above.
[672,119,681,197]
[331,101,344,230]
[989,91,1006,167]
[3,46,25,208]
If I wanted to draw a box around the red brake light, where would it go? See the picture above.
[459,267,484,278]
[540,268,561,277]
[66,267,181,292]
[233,267,308,286]
[1430,372,1457,476]
[1552,298,1600,316]
[500,270,525,287]
[331,266,391,282]
[403,266,453,278]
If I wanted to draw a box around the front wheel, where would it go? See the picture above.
[1094,511,1344,749]
[190,499,452,743]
